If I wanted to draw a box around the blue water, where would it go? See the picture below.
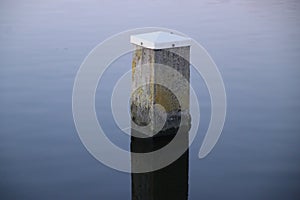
[1,0,300,199]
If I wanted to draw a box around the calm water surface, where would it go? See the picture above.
[0,0,300,199]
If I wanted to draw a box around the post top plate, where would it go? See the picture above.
[130,31,192,49]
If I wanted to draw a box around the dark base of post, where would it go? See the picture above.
[131,128,189,200]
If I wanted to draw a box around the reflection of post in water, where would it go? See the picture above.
[131,128,189,200]
[130,32,191,200]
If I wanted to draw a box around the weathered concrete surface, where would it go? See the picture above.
[131,45,190,137]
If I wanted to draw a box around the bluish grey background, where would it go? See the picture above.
[0,0,300,199]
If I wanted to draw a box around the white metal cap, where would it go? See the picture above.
[130,31,192,49]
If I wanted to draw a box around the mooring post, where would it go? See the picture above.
[130,31,191,137]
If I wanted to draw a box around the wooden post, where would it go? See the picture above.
[130,31,191,137]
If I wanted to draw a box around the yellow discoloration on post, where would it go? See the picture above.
[132,48,142,81]
[132,59,136,79]
[155,85,179,112]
